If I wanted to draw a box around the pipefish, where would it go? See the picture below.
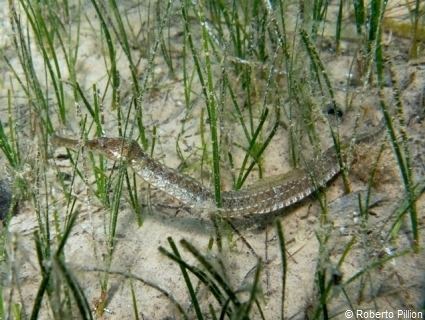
[52,120,385,216]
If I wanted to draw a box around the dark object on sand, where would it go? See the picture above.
[0,179,12,220]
